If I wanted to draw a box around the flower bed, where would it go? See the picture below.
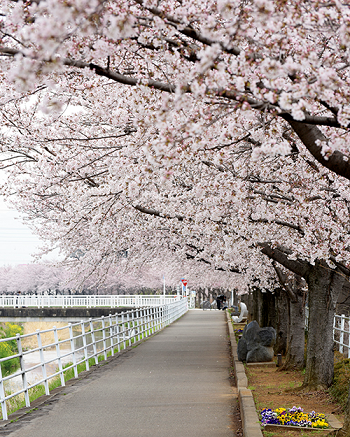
[261,406,329,429]
[234,328,244,341]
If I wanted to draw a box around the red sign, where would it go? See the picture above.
[181,279,188,286]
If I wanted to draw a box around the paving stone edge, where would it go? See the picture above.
[226,311,263,437]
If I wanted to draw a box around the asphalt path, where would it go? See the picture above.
[2,310,237,437]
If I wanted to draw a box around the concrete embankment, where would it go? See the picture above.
[0,307,134,322]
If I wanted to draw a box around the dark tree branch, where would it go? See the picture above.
[285,120,350,181]
[258,242,310,278]
[272,261,297,301]
[184,251,241,273]
[250,216,305,236]
[133,204,185,221]
[330,256,350,278]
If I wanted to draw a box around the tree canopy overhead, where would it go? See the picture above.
[2,0,350,399]
[0,0,349,286]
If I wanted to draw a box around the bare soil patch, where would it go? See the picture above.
[245,363,343,436]
[231,321,344,436]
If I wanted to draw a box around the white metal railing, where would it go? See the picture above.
[0,294,181,308]
[305,309,350,357]
[333,314,350,358]
[0,298,188,420]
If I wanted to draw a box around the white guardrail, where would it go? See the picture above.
[0,298,188,420]
[305,308,350,358]
[333,314,350,358]
[0,294,182,308]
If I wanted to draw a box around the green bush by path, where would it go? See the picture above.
[0,323,23,375]
[329,357,350,410]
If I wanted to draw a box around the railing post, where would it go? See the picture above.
[109,314,114,357]
[140,309,144,339]
[81,321,89,371]
[340,315,345,354]
[127,311,132,346]
[36,330,49,395]
[53,326,65,387]
[144,308,148,338]
[102,316,107,361]
[157,307,161,331]
[68,323,78,378]
[116,314,121,353]
[347,316,350,359]
[16,334,30,408]
[147,308,152,336]
[121,313,126,350]
[89,318,98,365]
[137,309,141,342]
[155,307,159,331]
[0,359,7,421]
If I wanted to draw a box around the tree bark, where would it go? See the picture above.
[303,260,345,389]
[276,273,306,371]
[274,288,289,355]
[247,291,254,322]
[286,120,350,182]
[259,244,345,389]
[251,287,263,325]
[283,292,305,371]
[261,291,277,328]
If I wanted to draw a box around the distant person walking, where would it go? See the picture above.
[216,294,223,310]
[221,295,228,310]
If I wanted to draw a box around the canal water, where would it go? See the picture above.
[5,320,108,392]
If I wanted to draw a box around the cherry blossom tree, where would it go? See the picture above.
[1,1,350,414]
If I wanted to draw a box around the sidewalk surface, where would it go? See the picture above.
[3,310,236,437]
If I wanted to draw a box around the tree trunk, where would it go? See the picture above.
[247,291,254,322]
[274,289,289,355]
[283,293,305,370]
[303,261,345,390]
[252,287,263,325]
[261,291,276,328]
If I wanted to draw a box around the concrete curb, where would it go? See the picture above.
[226,311,263,437]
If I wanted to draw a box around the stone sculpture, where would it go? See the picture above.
[237,320,276,363]
[231,302,248,323]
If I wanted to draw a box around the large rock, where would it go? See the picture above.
[237,337,247,361]
[237,321,276,363]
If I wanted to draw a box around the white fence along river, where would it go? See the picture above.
[0,298,188,420]
[0,294,182,308]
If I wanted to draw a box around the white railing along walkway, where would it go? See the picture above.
[0,294,181,308]
[0,298,188,420]
[333,313,350,358]
[304,308,350,358]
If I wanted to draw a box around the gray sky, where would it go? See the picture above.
[0,198,56,266]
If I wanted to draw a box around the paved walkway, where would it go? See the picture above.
[3,310,237,437]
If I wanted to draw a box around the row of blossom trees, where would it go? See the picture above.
[1,0,350,433]
[0,262,234,295]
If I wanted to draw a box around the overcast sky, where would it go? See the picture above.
[0,197,57,266]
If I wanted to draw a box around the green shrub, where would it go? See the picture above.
[329,358,350,410]
[0,323,23,375]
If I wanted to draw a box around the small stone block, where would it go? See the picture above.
[327,414,343,429]
[264,414,342,433]
[264,424,333,433]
